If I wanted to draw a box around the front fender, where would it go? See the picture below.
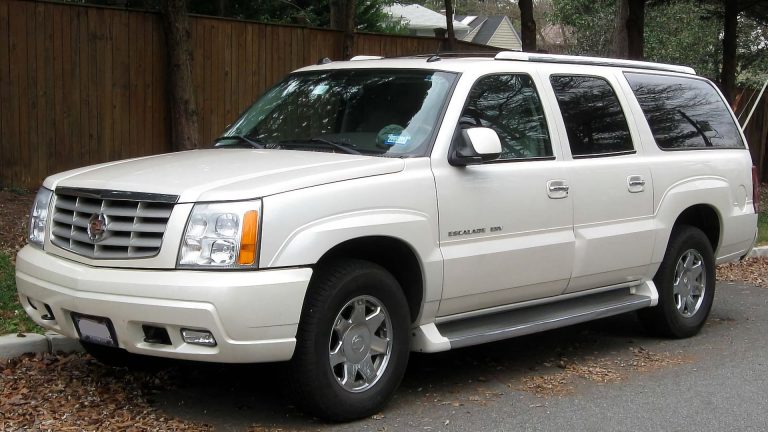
[258,160,443,308]
[267,209,438,267]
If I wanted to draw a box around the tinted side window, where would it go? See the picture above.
[462,74,552,161]
[550,75,634,157]
[624,73,744,150]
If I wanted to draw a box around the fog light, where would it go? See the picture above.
[181,328,217,347]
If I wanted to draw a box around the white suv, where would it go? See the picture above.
[17,52,758,421]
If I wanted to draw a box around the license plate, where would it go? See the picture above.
[72,313,118,347]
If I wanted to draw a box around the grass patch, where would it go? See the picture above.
[759,212,768,245]
[0,252,40,334]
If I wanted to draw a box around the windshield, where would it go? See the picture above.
[217,69,457,157]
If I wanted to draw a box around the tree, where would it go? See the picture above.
[444,0,457,51]
[549,0,615,56]
[694,0,768,100]
[644,1,721,79]
[519,0,536,52]
[330,0,357,59]
[161,0,199,151]
[611,0,645,60]
[721,0,738,101]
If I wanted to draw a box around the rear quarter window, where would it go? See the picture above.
[624,73,744,150]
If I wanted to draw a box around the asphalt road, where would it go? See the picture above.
[153,282,768,431]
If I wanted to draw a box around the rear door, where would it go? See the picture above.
[544,72,655,292]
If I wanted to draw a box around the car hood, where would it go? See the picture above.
[44,149,405,202]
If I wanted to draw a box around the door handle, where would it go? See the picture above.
[547,180,569,199]
[627,175,646,192]
[549,184,570,192]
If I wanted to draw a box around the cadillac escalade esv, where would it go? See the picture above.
[16,52,758,420]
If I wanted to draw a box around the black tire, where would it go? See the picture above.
[81,341,168,370]
[289,259,410,421]
[638,225,716,338]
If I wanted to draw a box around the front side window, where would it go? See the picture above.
[461,74,553,161]
[218,69,457,157]
[550,75,634,157]
[625,72,744,150]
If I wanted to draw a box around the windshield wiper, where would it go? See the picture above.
[214,134,265,149]
[278,138,362,155]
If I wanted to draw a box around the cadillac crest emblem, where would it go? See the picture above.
[87,213,108,242]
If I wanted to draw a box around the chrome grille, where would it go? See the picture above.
[50,189,177,259]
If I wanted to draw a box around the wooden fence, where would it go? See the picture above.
[734,88,768,181]
[0,0,493,188]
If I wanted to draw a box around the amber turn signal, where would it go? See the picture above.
[238,210,259,265]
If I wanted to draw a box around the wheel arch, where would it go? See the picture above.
[651,178,730,265]
[671,204,721,253]
[311,236,425,324]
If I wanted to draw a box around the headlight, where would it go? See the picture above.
[28,187,53,247]
[178,200,261,269]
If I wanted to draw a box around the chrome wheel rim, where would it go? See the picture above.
[673,249,706,318]
[328,295,392,393]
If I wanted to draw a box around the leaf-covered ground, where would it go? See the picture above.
[717,257,768,286]
[0,353,213,431]
[0,188,34,259]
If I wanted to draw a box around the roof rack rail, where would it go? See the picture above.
[349,55,384,61]
[494,51,696,75]
[411,51,501,58]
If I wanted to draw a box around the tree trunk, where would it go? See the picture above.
[330,0,355,59]
[329,0,342,30]
[217,0,231,17]
[519,0,536,52]
[721,0,738,103]
[612,0,629,58]
[444,0,457,51]
[161,0,199,151]
[342,0,355,60]
[627,0,644,60]
[613,0,645,59]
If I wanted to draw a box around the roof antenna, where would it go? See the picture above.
[426,53,441,63]
[317,57,332,65]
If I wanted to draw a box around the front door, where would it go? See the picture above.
[432,72,575,317]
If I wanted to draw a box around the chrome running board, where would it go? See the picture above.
[435,287,653,349]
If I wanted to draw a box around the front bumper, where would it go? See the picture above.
[15,245,312,363]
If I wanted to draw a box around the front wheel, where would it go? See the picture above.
[638,225,716,338]
[289,259,410,421]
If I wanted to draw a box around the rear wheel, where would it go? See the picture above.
[289,259,410,421]
[639,225,716,338]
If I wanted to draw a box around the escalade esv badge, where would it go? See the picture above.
[87,213,108,242]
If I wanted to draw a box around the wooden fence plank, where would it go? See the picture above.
[86,7,99,167]
[7,3,24,184]
[25,3,39,186]
[60,5,73,171]
[14,1,31,186]
[34,3,48,184]
[0,1,6,185]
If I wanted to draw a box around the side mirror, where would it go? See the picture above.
[449,127,502,166]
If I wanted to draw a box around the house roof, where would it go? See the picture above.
[385,4,470,32]
[454,15,520,46]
